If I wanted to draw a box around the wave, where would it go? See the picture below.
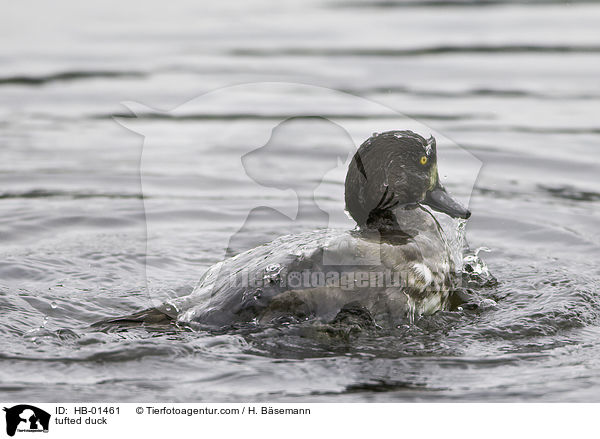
[107,112,484,121]
[0,70,145,86]
[342,86,600,101]
[0,189,143,200]
[330,0,599,9]
[453,124,600,135]
[230,45,600,57]
[539,185,600,202]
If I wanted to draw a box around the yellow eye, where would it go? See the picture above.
[420,156,428,165]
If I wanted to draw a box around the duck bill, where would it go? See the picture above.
[424,184,471,219]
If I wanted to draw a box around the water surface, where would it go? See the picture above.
[1,0,600,402]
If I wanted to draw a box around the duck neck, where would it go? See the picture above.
[364,208,402,232]
[363,203,429,234]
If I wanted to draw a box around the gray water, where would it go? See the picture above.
[1,0,600,402]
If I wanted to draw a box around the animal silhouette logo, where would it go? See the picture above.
[118,82,482,308]
[3,405,50,437]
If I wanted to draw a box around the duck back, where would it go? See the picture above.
[168,207,455,328]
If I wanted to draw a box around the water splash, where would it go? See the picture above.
[404,292,417,325]
[464,247,491,276]
[440,217,469,273]
[462,247,497,288]
[263,263,283,282]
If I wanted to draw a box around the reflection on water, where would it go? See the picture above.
[1,0,600,402]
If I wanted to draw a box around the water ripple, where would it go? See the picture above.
[230,45,600,58]
[0,70,146,86]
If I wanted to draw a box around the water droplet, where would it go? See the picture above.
[50,302,58,309]
[479,298,497,310]
[404,293,416,325]
[263,264,282,283]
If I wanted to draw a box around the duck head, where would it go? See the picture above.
[344,130,470,229]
